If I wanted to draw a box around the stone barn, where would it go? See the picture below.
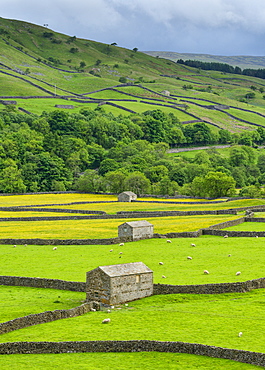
[118,191,137,202]
[86,262,153,305]
[118,220,154,241]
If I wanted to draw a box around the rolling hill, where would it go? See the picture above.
[0,17,265,133]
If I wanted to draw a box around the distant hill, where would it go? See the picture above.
[143,51,265,70]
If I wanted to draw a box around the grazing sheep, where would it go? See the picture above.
[167,240,172,243]
[228,254,231,257]
[238,332,243,337]
[125,303,128,307]
[236,271,241,276]
[102,318,111,324]
[162,275,166,278]
[111,306,114,309]
[159,262,164,265]
[204,270,209,275]
[109,249,113,252]
[256,236,259,238]
[53,247,57,250]
[191,243,196,247]
[187,256,192,260]
[119,252,123,254]
[90,308,96,312]
[13,245,16,248]
[119,243,124,246]
[24,244,27,247]
[224,235,228,238]
[107,309,111,313]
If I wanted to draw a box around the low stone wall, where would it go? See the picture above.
[153,277,265,295]
[0,276,85,292]
[0,237,128,245]
[0,303,90,335]
[0,340,264,366]
[205,217,245,230]
[203,230,265,237]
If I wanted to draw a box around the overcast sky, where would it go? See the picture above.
[2,0,265,56]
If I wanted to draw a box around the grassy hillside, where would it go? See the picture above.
[0,17,265,133]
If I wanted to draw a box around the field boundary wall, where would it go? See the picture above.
[0,340,264,366]
[0,303,91,335]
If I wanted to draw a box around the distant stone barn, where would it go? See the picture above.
[118,191,137,202]
[86,262,153,305]
[118,220,154,241]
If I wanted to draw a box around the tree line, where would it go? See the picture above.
[177,59,265,80]
[0,106,265,197]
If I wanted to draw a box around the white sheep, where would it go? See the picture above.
[236,271,241,276]
[228,254,231,257]
[13,245,16,248]
[119,243,124,246]
[159,262,164,265]
[90,308,96,312]
[187,256,192,260]
[224,235,228,238]
[238,332,243,337]
[191,243,196,247]
[107,309,111,313]
[125,303,128,307]
[53,247,57,250]
[204,270,209,275]
[162,275,166,278]
[167,240,172,243]
[102,318,111,324]
[109,249,113,252]
[111,306,115,309]
[119,252,123,255]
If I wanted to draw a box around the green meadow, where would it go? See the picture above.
[0,194,265,369]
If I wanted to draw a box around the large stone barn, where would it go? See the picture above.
[118,220,154,241]
[118,191,137,202]
[86,262,153,305]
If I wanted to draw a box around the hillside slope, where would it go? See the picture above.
[0,17,265,132]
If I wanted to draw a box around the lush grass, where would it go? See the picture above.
[1,236,264,284]
[0,214,241,239]
[1,291,265,355]
[224,221,265,231]
[0,352,260,370]
[0,286,84,323]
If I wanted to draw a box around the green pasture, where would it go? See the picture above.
[0,286,84,323]
[1,291,265,356]
[224,221,265,232]
[1,352,259,370]
[1,236,264,284]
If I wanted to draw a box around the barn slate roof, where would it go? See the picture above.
[121,220,153,228]
[98,262,152,277]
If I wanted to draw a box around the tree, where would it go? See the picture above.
[124,171,150,195]
[203,171,236,197]
[104,170,127,193]
[132,48,138,52]
[75,170,105,192]
[0,164,26,193]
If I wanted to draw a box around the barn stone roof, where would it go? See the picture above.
[121,220,153,228]
[99,262,152,277]
[120,191,137,196]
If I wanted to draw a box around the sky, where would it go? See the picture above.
[1,0,265,56]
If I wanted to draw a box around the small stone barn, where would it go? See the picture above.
[118,191,137,202]
[86,262,153,305]
[118,220,154,241]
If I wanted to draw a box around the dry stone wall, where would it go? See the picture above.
[0,303,90,335]
[0,340,264,366]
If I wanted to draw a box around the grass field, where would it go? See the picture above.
[1,193,265,369]
[1,236,264,284]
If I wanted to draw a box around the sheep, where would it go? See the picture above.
[24,244,27,247]
[119,252,123,255]
[119,243,124,246]
[111,306,115,309]
[224,235,228,238]
[90,308,96,312]
[191,243,196,247]
[102,318,111,324]
[204,270,209,275]
[159,262,164,265]
[228,254,231,257]
[238,332,243,337]
[187,256,192,260]
[167,240,172,243]
[109,249,113,252]
[236,271,241,276]
[125,303,128,307]
[107,309,111,313]
[162,275,166,278]
[53,247,57,250]
[13,245,16,248]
